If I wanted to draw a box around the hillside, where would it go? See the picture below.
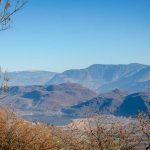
[63,89,150,117]
[0,107,147,150]
[115,89,150,116]
[0,83,96,114]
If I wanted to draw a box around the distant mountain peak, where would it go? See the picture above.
[87,63,148,68]
[47,63,150,93]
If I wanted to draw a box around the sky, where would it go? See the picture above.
[0,0,150,72]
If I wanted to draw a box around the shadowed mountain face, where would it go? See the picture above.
[63,89,150,117]
[62,89,128,116]
[46,63,150,93]
[3,71,57,86]
[115,90,150,117]
[0,83,96,113]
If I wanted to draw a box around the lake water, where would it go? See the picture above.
[23,115,78,126]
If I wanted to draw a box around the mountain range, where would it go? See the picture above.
[2,63,150,93]
[0,63,150,119]
[0,83,149,118]
[47,63,150,93]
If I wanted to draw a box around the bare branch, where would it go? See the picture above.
[0,0,27,31]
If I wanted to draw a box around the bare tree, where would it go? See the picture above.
[1,70,9,91]
[138,113,150,150]
[55,113,143,150]
[0,0,26,31]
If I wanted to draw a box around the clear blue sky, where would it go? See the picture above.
[0,0,150,72]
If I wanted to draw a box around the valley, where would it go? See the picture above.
[0,64,150,126]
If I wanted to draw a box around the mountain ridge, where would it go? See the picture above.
[46,63,150,93]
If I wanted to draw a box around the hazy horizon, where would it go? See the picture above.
[2,62,149,73]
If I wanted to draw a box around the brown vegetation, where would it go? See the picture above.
[0,107,150,150]
[138,113,150,150]
[0,107,56,150]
